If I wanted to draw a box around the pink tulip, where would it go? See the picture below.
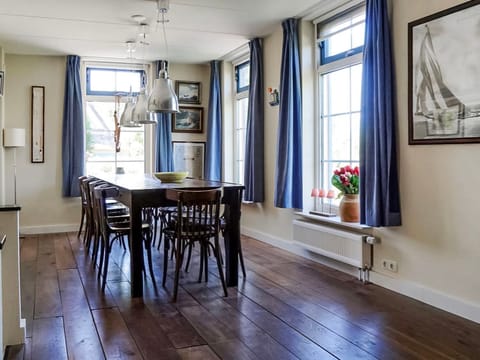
[318,189,326,198]
[310,188,319,197]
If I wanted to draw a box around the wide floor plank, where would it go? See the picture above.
[16,232,480,360]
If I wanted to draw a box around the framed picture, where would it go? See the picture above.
[408,1,480,144]
[31,86,45,163]
[173,141,205,179]
[0,71,4,96]
[176,81,201,104]
[172,106,203,133]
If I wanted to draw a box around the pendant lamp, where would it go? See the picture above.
[148,64,178,113]
[120,98,140,127]
[147,0,179,113]
[133,88,156,124]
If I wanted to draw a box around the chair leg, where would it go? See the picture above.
[162,236,170,287]
[204,242,208,283]
[198,243,204,283]
[102,240,111,292]
[172,238,184,302]
[214,238,228,297]
[97,234,105,280]
[77,208,85,238]
[239,242,246,278]
[144,232,155,281]
[185,243,193,272]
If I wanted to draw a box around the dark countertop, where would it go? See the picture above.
[0,205,21,212]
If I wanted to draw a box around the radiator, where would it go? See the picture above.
[292,219,375,271]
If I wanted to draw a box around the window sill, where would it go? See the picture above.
[294,211,372,233]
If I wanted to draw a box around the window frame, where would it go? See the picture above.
[85,67,146,97]
[314,5,365,210]
[232,59,250,185]
[83,62,148,176]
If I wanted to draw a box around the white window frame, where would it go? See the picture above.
[82,61,152,176]
[314,5,365,211]
[232,56,249,185]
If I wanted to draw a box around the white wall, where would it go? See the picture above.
[240,0,480,322]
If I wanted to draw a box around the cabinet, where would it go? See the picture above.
[0,206,25,357]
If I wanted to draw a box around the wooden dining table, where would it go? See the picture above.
[97,174,244,298]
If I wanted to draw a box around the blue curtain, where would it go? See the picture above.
[244,38,264,202]
[205,60,222,181]
[154,60,174,172]
[274,18,303,209]
[155,113,173,171]
[360,0,401,226]
[62,55,85,197]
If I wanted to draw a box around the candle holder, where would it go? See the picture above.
[309,188,336,217]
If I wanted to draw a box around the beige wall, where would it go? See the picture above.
[2,56,210,233]
[240,0,480,321]
[169,63,210,145]
[4,55,80,233]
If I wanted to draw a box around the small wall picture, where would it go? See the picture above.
[173,106,203,133]
[0,71,4,96]
[176,81,201,104]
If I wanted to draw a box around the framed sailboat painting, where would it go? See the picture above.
[408,0,480,144]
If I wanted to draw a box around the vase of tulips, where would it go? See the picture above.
[331,165,360,222]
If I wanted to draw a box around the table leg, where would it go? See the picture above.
[130,201,144,297]
[223,187,243,287]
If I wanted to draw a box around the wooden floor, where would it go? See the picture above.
[6,232,480,359]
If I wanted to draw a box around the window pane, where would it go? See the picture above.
[87,68,144,95]
[351,113,360,161]
[117,71,142,93]
[238,63,250,90]
[85,100,144,176]
[323,114,351,161]
[89,70,115,93]
[322,68,351,116]
[351,64,363,112]
[234,95,248,185]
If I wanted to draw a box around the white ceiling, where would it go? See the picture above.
[0,0,322,64]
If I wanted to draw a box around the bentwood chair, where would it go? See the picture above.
[94,186,155,291]
[77,175,89,238]
[162,188,227,302]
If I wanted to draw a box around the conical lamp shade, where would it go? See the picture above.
[147,70,179,113]
[120,100,141,128]
[132,89,156,124]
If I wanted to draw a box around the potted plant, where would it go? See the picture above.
[331,165,360,222]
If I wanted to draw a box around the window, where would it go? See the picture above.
[86,67,145,96]
[233,61,249,185]
[316,6,365,206]
[85,65,146,176]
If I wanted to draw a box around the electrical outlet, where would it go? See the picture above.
[381,259,398,273]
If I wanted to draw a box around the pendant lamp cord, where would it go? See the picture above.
[156,0,170,67]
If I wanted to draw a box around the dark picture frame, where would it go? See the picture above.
[176,81,201,104]
[172,141,205,179]
[31,86,45,163]
[408,0,480,145]
[0,71,4,96]
[172,106,203,133]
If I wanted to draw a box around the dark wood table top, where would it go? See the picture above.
[98,174,243,192]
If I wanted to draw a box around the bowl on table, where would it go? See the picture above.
[153,171,188,183]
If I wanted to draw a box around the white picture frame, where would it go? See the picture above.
[172,141,205,179]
